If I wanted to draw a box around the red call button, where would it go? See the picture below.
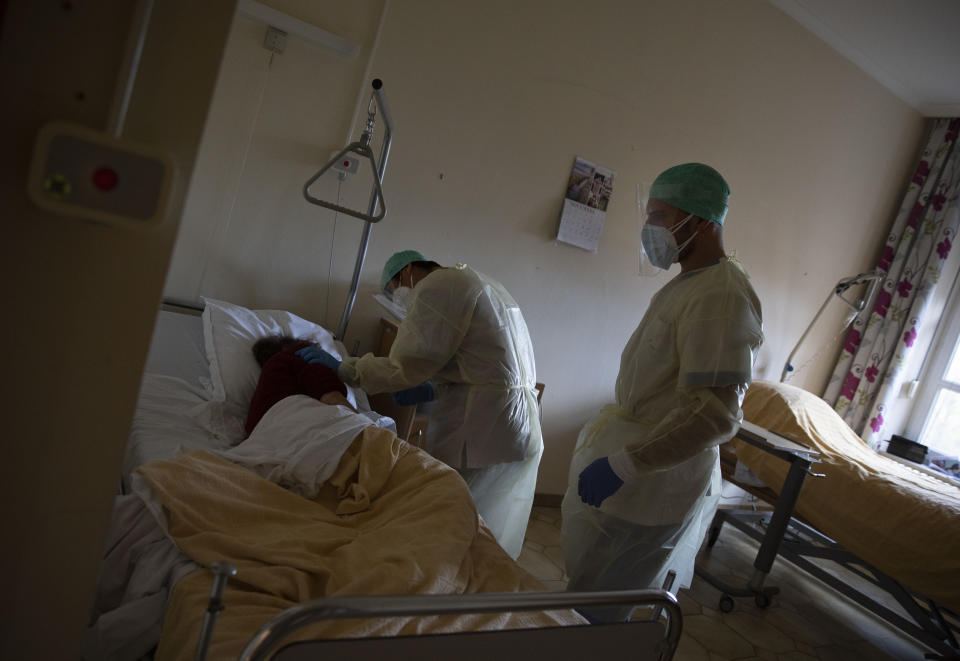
[93,167,119,191]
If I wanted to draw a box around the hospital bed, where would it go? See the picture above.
[700,380,960,659]
[86,298,683,661]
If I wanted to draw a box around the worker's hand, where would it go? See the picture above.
[390,382,435,406]
[295,345,341,372]
[578,457,624,507]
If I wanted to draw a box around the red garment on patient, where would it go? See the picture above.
[245,341,347,434]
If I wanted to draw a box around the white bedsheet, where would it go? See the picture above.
[219,395,377,499]
[82,493,197,661]
[123,375,234,488]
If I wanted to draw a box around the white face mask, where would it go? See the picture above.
[640,213,696,270]
[391,286,413,309]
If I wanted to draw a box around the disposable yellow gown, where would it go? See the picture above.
[339,265,542,558]
[562,258,763,620]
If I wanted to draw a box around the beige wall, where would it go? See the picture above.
[348,0,924,494]
[166,0,924,496]
[0,0,235,655]
[164,0,387,319]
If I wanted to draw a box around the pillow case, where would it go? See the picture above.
[200,298,369,432]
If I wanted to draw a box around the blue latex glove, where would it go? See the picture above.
[295,345,341,372]
[578,457,624,507]
[390,382,435,406]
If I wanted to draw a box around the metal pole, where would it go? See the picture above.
[780,271,882,382]
[749,457,810,586]
[107,0,155,138]
[335,79,393,341]
[194,561,238,661]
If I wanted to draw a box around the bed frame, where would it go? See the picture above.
[700,425,960,660]
[237,590,683,661]
[190,563,683,660]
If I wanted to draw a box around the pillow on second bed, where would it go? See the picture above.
[201,297,365,439]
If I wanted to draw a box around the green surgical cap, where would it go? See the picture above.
[381,250,426,293]
[649,163,730,225]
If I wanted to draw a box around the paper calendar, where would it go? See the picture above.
[557,156,615,252]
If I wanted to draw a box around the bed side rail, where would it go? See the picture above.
[239,589,683,661]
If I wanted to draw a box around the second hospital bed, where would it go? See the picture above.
[702,379,960,658]
[86,298,683,660]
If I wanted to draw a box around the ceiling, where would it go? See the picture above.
[769,0,960,117]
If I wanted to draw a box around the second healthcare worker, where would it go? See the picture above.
[297,251,542,559]
[562,163,764,621]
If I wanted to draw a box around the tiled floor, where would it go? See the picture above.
[517,500,942,660]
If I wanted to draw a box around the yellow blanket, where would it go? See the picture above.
[137,425,577,660]
[734,381,960,611]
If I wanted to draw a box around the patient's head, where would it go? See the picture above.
[252,335,306,367]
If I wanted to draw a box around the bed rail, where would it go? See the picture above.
[239,589,683,661]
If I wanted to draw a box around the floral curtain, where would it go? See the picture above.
[824,117,960,447]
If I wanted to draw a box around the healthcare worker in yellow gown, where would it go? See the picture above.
[297,252,542,559]
[562,163,764,621]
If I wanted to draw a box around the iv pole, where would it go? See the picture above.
[303,79,393,340]
[781,270,884,382]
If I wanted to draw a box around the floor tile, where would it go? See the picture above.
[775,652,818,661]
[684,613,756,658]
[674,632,710,661]
[677,590,702,616]
[543,544,565,572]
[796,642,816,657]
[523,518,562,546]
[532,505,560,524]
[723,611,796,653]
[516,544,564,581]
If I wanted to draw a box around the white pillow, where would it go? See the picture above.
[200,298,369,428]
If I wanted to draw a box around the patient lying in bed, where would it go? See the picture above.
[246,335,352,434]
[89,362,576,660]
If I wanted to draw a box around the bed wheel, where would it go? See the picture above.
[754,593,771,609]
[707,526,721,548]
[718,594,735,613]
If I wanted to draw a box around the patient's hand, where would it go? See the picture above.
[320,391,355,411]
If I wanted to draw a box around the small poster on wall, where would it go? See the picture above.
[557,156,616,252]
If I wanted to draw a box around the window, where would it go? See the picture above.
[918,336,960,456]
[907,269,960,458]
